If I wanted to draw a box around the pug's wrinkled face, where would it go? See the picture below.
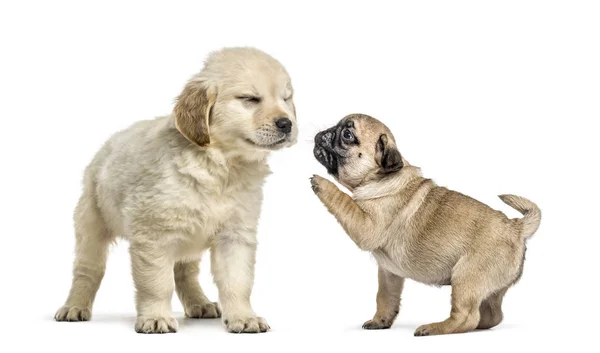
[313,114,404,190]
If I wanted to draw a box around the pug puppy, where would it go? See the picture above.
[310,114,541,336]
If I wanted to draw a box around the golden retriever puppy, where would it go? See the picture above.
[310,114,541,336]
[54,47,297,334]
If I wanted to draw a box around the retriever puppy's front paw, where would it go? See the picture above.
[135,316,178,334]
[362,318,392,330]
[54,305,92,322]
[185,302,221,319]
[224,316,270,333]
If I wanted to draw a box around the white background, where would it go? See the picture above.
[1,0,599,352]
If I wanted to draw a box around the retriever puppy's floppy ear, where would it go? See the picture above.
[174,78,215,147]
[376,134,403,173]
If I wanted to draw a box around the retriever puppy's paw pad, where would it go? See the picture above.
[185,302,221,319]
[414,323,441,337]
[135,316,178,334]
[225,316,270,333]
[54,305,92,322]
[362,319,392,330]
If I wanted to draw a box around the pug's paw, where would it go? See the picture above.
[414,323,444,336]
[310,174,334,194]
[310,175,323,193]
[362,318,393,330]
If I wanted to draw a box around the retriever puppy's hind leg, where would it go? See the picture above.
[363,267,405,330]
[477,287,508,329]
[174,261,221,319]
[55,192,112,322]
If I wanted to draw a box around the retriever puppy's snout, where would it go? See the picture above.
[275,117,292,134]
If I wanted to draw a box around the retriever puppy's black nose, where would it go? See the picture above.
[275,118,292,134]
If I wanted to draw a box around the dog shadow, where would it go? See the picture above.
[48,313,135,329]
[48,312,223,330]
[344,321,519,335]
[49,314,519,333]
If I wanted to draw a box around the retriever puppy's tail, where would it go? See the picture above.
[499,194,541,239]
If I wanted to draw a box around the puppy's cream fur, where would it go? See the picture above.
[55,47,297,334]
[311,114,541,336]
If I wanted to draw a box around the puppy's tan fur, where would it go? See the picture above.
[55,47,297,333]
[311,114,540,336]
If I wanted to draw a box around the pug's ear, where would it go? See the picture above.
[376,134,403,174]
[173,78,215,147]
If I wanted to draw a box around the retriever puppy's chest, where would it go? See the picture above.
[148,159,270,262]
[172,157,270,238]
[96,119,271,248]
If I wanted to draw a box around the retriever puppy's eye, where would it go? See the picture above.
[342,128,354,141]
[236,96,262,104]
[284,95,293,101]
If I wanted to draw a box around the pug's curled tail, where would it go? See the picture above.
[499,194,541,239]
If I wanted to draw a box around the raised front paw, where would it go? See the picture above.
[224,316,270,334]
[310,174,333,194]
[310,175,322,193]
[135,315,178,334]
[54,305,92,322]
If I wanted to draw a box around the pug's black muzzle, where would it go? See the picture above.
[313,128,339,176]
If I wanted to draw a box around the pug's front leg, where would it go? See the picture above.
[363,267,405,329]
[310,175,382,250]
[211,232,269,333]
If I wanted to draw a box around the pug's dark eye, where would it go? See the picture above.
[342,128,353,141]
[236,96,261,104]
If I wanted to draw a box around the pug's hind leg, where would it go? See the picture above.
[363,267,405,330]
[414,280,485,336]
[414,255,501,336]
[477,287,508,329]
